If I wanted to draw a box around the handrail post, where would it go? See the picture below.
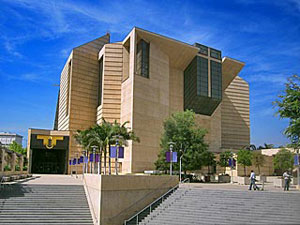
[136,215,138,224]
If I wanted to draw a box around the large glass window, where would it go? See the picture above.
[210,48,221,60]
[98,57,103,106]
[210,60,222,100]
[197,56,208,96]
[194,43,208,56]
[136,39,149,78]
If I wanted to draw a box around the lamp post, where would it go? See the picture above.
[179,144,185,183]
[113,135,123,175]
[168,142,175,176]
[297,149,300,188]
[91,146,97,174]
[230,151,234,184]
[82,150,86,178]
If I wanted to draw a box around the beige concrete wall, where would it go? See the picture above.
[83,174,178,225]
[221,76,250,149]
[97,43,123,124]
[131,40,170,173]
[57,34,110,173]
[57,54,73,131]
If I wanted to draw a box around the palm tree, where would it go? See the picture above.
[110,120,140,175]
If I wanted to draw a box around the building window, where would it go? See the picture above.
[210,60,222,100]
[197,56,208,97]
[98,57,103,106]
[136,39,149,78]
[210,48,221,60]
[194,43,208,56]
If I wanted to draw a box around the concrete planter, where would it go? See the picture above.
[257,176,266,182]
[273,178,284,187]
[237,176,250,185]
[266,176,280,183]
[218,175,230,183]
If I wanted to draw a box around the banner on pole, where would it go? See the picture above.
[79,156,84,163]
[228,158,236,167]
[84,156,88,163]
[72,158,77,165]
[166,152,177,162]
[95,154,100,163]
[110,146,124,158]
[89,153,94,162]
[294,155,299,166]
[69,160,72,166]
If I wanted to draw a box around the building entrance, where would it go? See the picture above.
[29,132,69,174]
[31,149,66,174]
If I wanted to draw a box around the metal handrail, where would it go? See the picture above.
[124,178,190,225]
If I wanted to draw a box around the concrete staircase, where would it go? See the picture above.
[0,184,93,225]
[140,185,300,225]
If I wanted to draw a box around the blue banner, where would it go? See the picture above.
[294,155,299,166]
[166,152,177,162]
[110,146,124,158]
[89,153,94,162]
[72,158,77,165]
[84,156,88,163]
[79,156,84,163]
[69,160,72,166]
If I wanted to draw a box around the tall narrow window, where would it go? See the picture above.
[66,60,71,117]
[136,39,149,78]
[98,57,103,106]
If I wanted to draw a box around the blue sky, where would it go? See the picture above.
[0,0,299,147]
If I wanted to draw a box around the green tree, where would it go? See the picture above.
[252,151,265,175]
[201,151,216,174]
[237,149,252,176]
[273,148,294,174]
[273,75,300,148]
[8,141,27,155]
[155,110,208,173]
[218,151,233,174]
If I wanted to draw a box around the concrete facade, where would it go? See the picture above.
[30,27,250,174]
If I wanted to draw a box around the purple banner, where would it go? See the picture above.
[79,156,84,163]
[84,156,88,163]
[89,153,94,162]
[228,158,236,167]
[95,154,100,163]
[166,152,177,162]
[110,146,124,158]
[77,158,81,164]
[72,158,77,165]
[69,160,72,165]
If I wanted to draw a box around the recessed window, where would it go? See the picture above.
[210,48,221,60]
[98,57,103,106]
[136,39,149,78]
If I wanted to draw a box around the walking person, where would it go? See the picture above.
[283,171,291,191]
[249,170,257,190]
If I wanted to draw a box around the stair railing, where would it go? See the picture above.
[124,178,190,225]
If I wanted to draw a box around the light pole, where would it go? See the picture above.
[297,149,300,188]
[168,142,175,176]
[230,151,234,184]
[113,135,123,175]
[179,144,185,183]
[82,150,86,178]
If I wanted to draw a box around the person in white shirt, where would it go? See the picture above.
[249,170,258,190]
[283,171,291,191]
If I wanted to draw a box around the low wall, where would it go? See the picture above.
[84,174,178,225]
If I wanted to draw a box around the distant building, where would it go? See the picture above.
[0,132,23,146]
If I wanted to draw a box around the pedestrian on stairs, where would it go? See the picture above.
[249,170,258,190]
[283,171,291,191]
